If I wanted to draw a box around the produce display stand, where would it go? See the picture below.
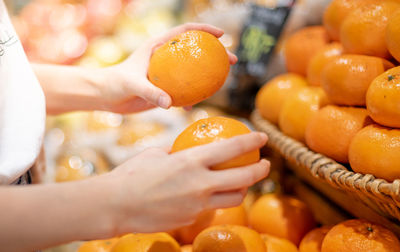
[251,109,400,236]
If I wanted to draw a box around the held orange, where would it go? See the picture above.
[255,73,308,124]
[248,194,316,246]
[340,0,400,58]
[193,225,267,252]
[366,66,400,128]
[111,233,180,252]
[148,30,229,106]
[321,219,400,252]
[284,26,330,76]
[307,42,343,86]
[171,116,260,170]
[323,0,379,41]
[349,124,400,182]
[299,226,332,252]
[305,105,373,163]
[321,55,394,106]
[386,10,400,62]
[279,87,330,143]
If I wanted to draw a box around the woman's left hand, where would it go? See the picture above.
[102,23,238,114]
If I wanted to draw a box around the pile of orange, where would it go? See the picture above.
[256,0,400,182]
[77,193,400,252]
[77,193,318,252]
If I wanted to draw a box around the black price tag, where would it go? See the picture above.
[234,3,293,79]
[229,2,294,112]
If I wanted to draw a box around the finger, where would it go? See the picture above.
[228,51,238,65]
[134,79,172,109]
[210,159,270,192]
[142,147,170,156]
[111,98,156,114]
[160,145,172,153]
[183,106,192,111]
[154,23,224,45]
[207,190,244,209]
[180,132,268,166]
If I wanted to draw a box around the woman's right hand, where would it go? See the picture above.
[105,132,269,235]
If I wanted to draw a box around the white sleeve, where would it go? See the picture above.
[0,1,46,184]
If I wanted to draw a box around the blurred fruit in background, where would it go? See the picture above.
[209,204,248,227]
[260,233,298,252]
[54,148,110,182]
[321,55,394,106]
[305,106,373,163]
[323,0,379,41]
[386,10,400,62]
[279,87,330,143]
[284,26,330,76]
[256,73,308,125]
[299,226,332,252]
[249,194,316,245]
[306,42,343,87]
[78,238,118,252]
[340,0,400,59]
[111,233,180,252]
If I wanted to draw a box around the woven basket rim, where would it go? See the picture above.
[251,109,400,204]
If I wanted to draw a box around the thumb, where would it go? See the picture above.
[134,79,172,109]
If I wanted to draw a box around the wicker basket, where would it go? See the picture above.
[251,109,400,223]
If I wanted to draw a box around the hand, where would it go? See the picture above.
[102,23,238,113]
[106,132,268,234]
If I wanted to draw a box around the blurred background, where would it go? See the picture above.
[3,1,330,250]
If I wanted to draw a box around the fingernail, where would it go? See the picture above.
[258,132,268,142]
[158,94,171,109]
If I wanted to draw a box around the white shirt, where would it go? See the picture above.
[0,1,45,184]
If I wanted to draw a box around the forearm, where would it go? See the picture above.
[0,176,118,251]
[32,64,113,114]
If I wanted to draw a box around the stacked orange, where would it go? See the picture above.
[256,0,400,183]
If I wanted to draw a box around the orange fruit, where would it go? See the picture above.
[248,194,316,245]
[261,234,298,252]
[279,87,330,143]
[192,225,267,252]
[349,124,400,182]
[386,10,400,62]
[323,0,379,41]
[171,116,260,170]
[321,55,394,106]
[307,42,343,86]
[321,219,400,252]
[340,0,400,58]
[305,105,373,163]
[181,245,193,252]
[255,73,308,124]
[111,233,180,252]
[210,204,248,227]
[78,238,118,252]
[176,210,215,245]
[299,226,332,252]
[366,66,400,128]
[148,30,229,106]
[284,26,330,76]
